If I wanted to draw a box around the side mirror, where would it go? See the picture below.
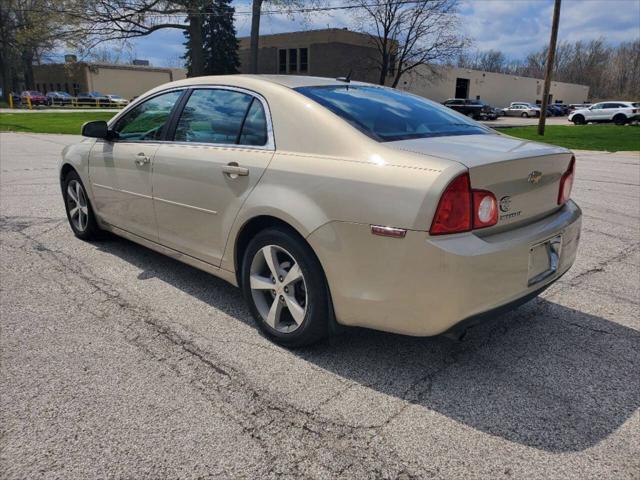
[81,120,111,139]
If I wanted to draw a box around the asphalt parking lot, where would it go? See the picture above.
[1,132,638,479]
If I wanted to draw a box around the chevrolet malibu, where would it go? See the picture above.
[59,75,581,347]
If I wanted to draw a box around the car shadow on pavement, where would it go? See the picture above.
[96,236,640,454]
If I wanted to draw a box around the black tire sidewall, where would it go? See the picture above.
[62,170,100,240]
[573,115,585,125]
[613,114,626,125]
[241,227,330,347]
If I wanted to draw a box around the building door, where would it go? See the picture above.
[455,78,470,99]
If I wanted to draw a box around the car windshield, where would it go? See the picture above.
[295,85,490,142]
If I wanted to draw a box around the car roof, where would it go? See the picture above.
[166,74,371,91]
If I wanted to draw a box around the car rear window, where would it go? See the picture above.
[295,85,490,142]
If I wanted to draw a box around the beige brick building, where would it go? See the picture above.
[239,28,590,106]
[33,62,187,100]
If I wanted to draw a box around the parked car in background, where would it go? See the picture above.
[443,99,497,120]
[46,91,73,106]
[568,103,591,112]
[60,75,581,346]
[568,101,640,125]
[546,105,564,116]
[501,104,540,117]
[76,91,110,106]
[106,94,130,107]
[553,104,570,115]
[20,91,48,106]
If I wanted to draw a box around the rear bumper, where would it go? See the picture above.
[308,201,581,336]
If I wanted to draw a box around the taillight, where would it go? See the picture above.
[429,173,472,235]
[472,190,498,229]
[430,172,498,235]
[558,156,576,205]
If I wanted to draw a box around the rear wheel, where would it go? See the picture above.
[241,227,331,347]
[521,112,529,118]
[62,170,102,240]
[613,114,627,126]
[572,114,586,125]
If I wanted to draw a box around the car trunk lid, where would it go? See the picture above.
[387,133,574,232]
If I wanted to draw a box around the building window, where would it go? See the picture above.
[278,48,309,74]
[288,49,298,73]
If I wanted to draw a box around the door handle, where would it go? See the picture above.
[222,162,249,178]
[134,153,150,166]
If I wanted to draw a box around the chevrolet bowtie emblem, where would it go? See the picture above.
[528,171,543,184]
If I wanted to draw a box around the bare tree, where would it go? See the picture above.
[0,0,78,98]
[352,0,468,87]
[59,0,208,75]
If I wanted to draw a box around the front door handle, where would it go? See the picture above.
[222,162,249,178]
[135,153,150,166]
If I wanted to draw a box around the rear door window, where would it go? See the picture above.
[174,89,253,144]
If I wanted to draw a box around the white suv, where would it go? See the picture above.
[568,101,640,125]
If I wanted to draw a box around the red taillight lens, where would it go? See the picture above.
[430,172,499,235]
[429,173,472,235]
[558,156,575,205]
[472,190,498,229]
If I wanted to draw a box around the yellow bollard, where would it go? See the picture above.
[26,96,32,110]
[8,94,13,109]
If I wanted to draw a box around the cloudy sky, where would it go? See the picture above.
[121,0,640,67]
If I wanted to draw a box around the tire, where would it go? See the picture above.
[572,114,586,125]
[613,114,627,126]
[521,112,529,118]
[62,170,102,241]
[241,227,331,347]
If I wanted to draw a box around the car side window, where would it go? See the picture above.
[174,89,253,144]
[114,90,182,141]
[239,99,268,146]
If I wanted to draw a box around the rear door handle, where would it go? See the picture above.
[134,153,150,166]
[222,162,249,178]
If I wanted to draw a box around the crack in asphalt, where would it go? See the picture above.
[2,215,432,478]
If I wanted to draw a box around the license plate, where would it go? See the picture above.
[528,234,562,287]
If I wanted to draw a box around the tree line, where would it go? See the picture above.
[457,39,640,100]
[1,1,638,102]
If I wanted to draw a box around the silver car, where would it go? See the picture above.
[59,75,581,346]
[501,103,541,118]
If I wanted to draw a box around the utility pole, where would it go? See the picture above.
[538,0,562,136]
[249,0,263,74]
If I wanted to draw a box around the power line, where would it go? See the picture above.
[15,1,429,18]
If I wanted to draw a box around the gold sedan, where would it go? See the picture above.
[59,75,581,346]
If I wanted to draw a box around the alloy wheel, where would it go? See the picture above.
[249,245,307,333]
[66,180,89,232]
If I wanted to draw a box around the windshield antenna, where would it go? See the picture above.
[336,70,352,84]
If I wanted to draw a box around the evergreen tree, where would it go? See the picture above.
[184,0,240,76]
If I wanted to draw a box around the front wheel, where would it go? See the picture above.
[241,227,331,347]
[62,171,102,240]
[572,114,586,125]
